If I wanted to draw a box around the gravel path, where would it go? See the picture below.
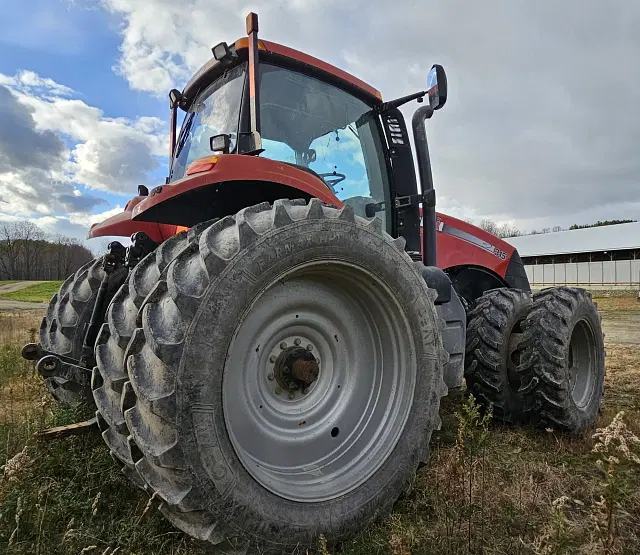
[0,281,49,311]
[0,280,45,293]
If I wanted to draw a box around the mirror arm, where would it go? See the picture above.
[411,105,436,266]
[374,90,427,115]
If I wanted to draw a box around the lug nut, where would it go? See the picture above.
[269,355,276,363]
[288,392,295,400]
[294,338,301,346]
[302,387,308,395]
[306,344,313,351]
[275,386,282,395]
[267,373,274,381]
[280,342,287,350]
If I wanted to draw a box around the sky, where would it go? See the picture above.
[1,0,639,250]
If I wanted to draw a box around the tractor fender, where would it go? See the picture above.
[86,194,185,242]
[130,154,341,227]
[432,212,531,296]
[415,263,466,390]
[87,155,340,240]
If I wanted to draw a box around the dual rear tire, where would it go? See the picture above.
[465,286,605,434]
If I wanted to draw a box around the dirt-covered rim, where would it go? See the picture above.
[222,260,417,503]
[568,319,596,409]
[506,317,526,394]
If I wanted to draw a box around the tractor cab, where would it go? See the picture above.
[169,60,393,228]
[156,16,447,265]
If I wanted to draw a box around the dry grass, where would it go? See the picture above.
[0,297,639,555]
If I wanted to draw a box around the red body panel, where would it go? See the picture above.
[433,212,516,279]
[130,154,340,221]
[87,155,340,239]
[89,158,514,283]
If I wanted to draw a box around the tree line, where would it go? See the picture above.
[568,219,636,230]
[474,218,637,239]
[0,221,94,281]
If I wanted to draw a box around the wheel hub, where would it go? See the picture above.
[274,345,319,393]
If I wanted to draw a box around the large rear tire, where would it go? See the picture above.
[464,288,532,423]
[39,257,125,406]
[122,199,447,553]
[518,286,605,435]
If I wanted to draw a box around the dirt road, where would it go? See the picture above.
[601,311,640,345]
[0,281,49,311]
[0,281,44,293]
[595,295,640,346]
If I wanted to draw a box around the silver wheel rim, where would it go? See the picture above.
[223,261,417,502]
[568,319,596,408]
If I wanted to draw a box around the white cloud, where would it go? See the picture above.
[69,205,125,228]
[5,70,75,97]
[2,71,166,195]
[99,0,640,230]
[0,70,167,244]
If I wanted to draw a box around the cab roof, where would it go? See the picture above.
[181,38,383,110]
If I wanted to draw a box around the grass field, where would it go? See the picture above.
[0,297,638,554]
[0,281,63,303]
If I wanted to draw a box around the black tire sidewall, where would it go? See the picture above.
[177,218,442,545]
[561,299,605,423]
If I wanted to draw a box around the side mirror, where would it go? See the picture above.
[210,134,231,154]
[427,65,447,110]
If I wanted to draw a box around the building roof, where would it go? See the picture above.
[505,222,640,257]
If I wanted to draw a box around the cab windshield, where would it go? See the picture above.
[170,63,246,182]
[259,64,390,225]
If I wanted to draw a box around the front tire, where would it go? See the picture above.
[39,257,125,406]
[122,199,447,553]
[518,286,605,434]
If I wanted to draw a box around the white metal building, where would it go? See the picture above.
[505,222,640,289]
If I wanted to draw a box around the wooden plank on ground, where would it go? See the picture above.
[34,417,98,441]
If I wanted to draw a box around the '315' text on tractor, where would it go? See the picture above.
[23,13,606,553]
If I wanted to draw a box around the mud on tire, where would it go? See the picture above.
[464,288,532,423]
[518,286,605,435]
[39,257,126,406]
[121,199,448,553]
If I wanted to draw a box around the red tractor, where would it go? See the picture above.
[24,13,605,553]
